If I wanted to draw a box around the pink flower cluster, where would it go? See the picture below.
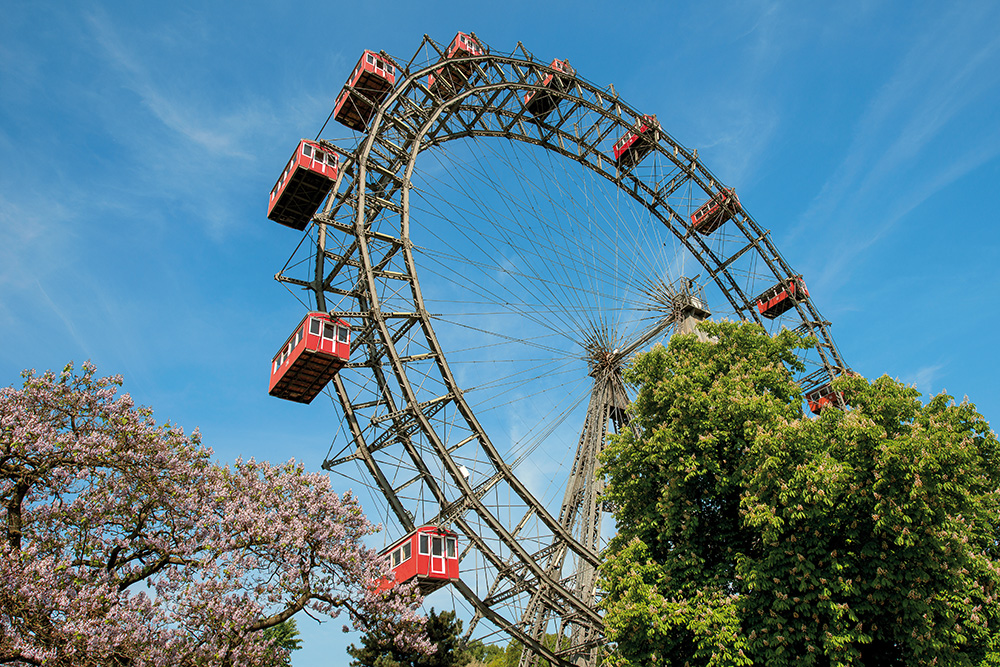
[0,362,431,665]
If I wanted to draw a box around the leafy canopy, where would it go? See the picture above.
[599,321,1000,667]
[0,362,430,666]
[261,619,302,666]
[349,608,476,667]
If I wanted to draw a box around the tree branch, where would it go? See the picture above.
[117,554,190,590]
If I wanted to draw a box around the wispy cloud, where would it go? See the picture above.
[0,190,79,321]
[792,4,1000,289]
[74,8,341,241]
[905,362,946,397]
[85,10,261,159]
[33,279,95,361]
[683,1,788,184]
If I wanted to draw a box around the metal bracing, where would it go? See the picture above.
[274,33,851,667]
[514,282,706,667]
[516,349,632,667]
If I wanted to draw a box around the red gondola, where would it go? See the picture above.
[691,188,741,235]
[523,58,575,120]
[269,312,350,404]
[613,115,659,169]
[333,50,397,132]
[377,526,460,595]
[428,32,483,95]
[805,382,842,414]
[267,140,339,231]
[756,276,809,319]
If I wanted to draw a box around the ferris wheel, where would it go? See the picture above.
[267,32,849,667]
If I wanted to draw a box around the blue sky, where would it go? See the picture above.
[3,0,1000,663]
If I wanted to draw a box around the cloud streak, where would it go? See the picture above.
[906,363,946,397]
[84,10,262,160]
[793,4,1000,289]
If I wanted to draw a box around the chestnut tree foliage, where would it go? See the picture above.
[0,362,430,666]
[599,321,1000,667]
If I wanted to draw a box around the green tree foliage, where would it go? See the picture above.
[262,619,302,666]
[478,635,569,667]
[599,321,1000,667]
[473,639,519,667]
[349,608,474,667]
[464,638,504,666]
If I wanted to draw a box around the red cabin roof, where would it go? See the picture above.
[428,32,483,95]
[443,31,483,59]
[756,276,809,319]
[269,312,351,404]
[691,188,740,235]
[334,50,397,132]
[267,140,339,231]
[613,115,659,169]
[377,526,460,596]
[524,58,575,120]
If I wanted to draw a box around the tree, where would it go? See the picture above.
[348,607,471,667]
[464,638,504,667]
[599,321,1000,667]
[261,619,302,666]
[0,362,430,666]
[478,635,569,667]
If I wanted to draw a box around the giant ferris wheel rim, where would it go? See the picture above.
[281,32,850,665]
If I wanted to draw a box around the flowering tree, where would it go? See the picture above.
[348,607,471,667]
[599,321,1000,666]
[0,362,431,666]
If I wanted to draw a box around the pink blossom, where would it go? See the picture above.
[1,362,431,665]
